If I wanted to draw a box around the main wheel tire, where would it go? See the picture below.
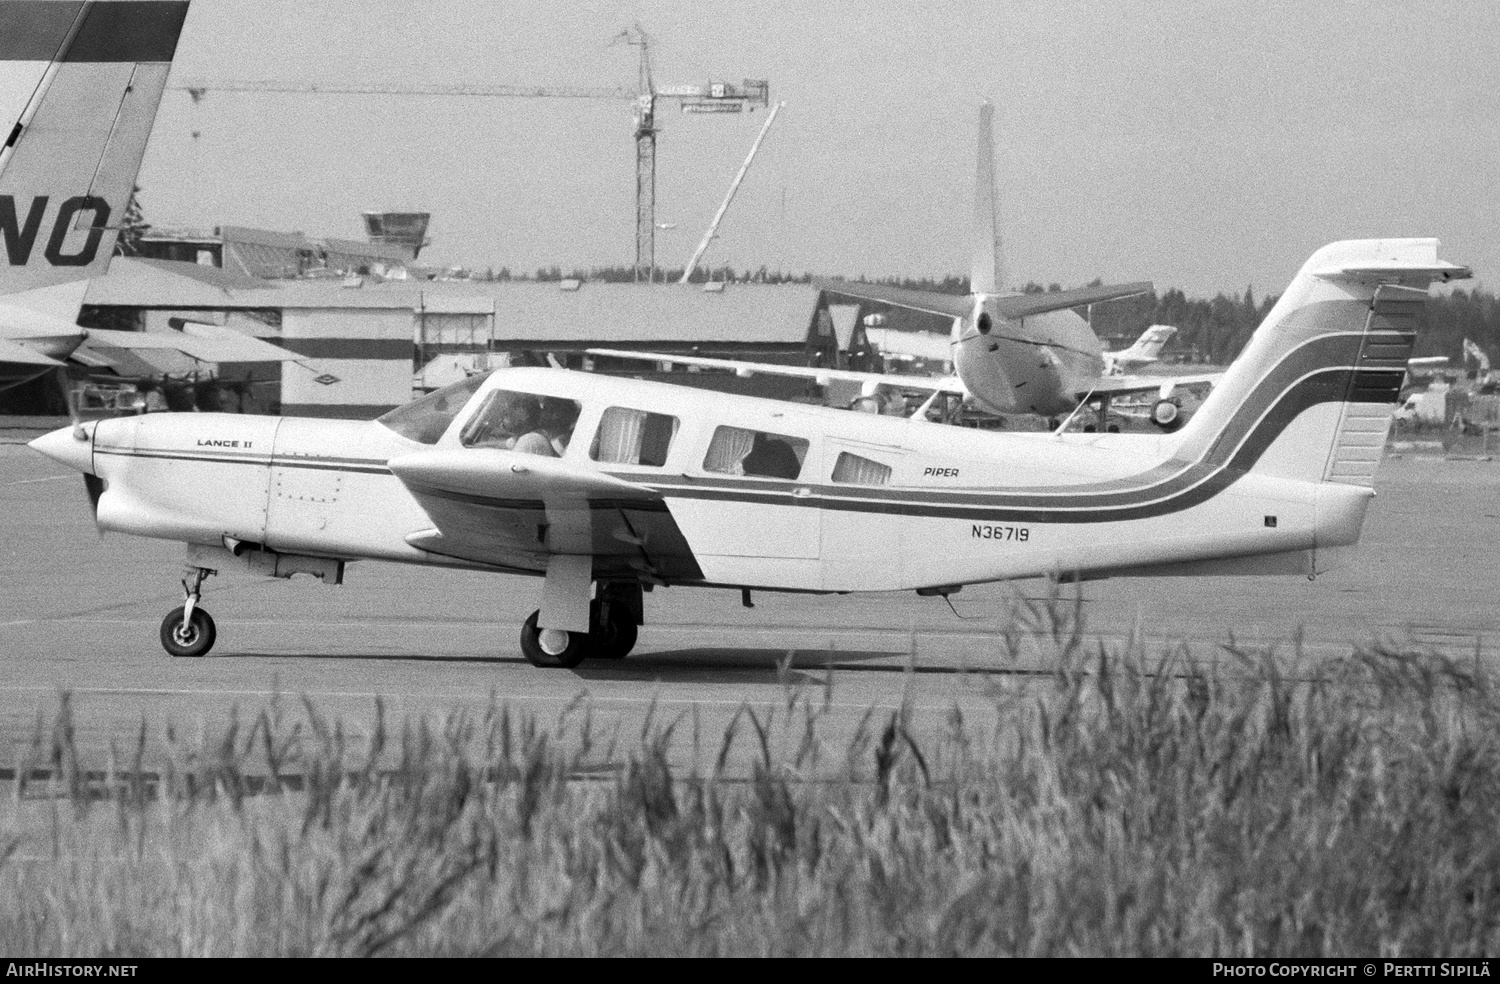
[588,601,639,661]
[519,610,589,668]
[160,606,216,658]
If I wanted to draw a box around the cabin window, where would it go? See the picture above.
[832,452,892,486]
[376,372,491,444]
[591,407,679,466]
[703,425,808,480]
[460,390,581,456]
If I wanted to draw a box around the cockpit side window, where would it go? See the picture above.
[376,372,491,445]
[460,390,582,456]
[590,407,679,466]
[703,425,808,480]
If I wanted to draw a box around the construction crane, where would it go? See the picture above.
[172,25,769,282]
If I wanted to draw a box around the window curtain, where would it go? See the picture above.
[596,407,647,464]
[832,452,892,486]
[704,426,756,474]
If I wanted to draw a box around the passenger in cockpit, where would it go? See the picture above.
[538,398,579,456]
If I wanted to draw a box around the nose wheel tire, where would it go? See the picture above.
[160,607,216,658]
[519,610,589,668]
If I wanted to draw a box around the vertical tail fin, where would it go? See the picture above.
[1174,239,1469,486]
[970,100,1002,295]
[0,0,190,294]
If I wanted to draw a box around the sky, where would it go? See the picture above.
[131,0,1500,296]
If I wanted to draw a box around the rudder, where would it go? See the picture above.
[0,0,190,292]
[1173,239,1468,487]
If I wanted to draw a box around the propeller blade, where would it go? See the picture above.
[82,473,105,524]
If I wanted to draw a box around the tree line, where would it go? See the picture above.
[516,264,1496,368]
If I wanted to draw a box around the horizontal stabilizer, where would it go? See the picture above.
[1310,239,1471,285]
[816,279,1152,322]
[990,282,1153,321]
[814,280,973,318]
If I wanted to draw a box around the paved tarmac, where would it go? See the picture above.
[2,425,1496,768]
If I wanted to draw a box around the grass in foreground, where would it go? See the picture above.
[1,599,1498,956]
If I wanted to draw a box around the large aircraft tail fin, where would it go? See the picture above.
[970,100,1002,296]
[1175,239,1468,488]
[0,0,190,293]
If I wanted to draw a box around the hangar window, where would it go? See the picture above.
[460,390,581,456]
[377,372,491,444]
[591,407,679,467]
[832,452,892,486]
[703,426,808,480]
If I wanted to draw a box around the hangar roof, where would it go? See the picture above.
[85,261,824,346]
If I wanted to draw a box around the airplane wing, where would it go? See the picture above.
[387,447,703,581]
[1083,371,1223,400]
[587,348,966,396]
[0,337,65,368]
[814,279,1153,321]
[81,326,303,365]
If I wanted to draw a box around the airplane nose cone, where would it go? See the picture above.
[28,423,94,475]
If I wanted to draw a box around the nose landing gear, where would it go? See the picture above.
[160,567,217,658]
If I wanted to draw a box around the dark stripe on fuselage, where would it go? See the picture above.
[94,446,391,475]
[0,2,189,62]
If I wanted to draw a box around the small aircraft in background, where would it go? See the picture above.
[0,0,192,388]
[592,103,1222,430]
[32,238,1468,670]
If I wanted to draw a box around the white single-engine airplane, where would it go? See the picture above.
[31,238,1467,667]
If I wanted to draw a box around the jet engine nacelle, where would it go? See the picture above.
[1150,398,1183,432]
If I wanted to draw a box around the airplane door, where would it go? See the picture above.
[673,426,821,559]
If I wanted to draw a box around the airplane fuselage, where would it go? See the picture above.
[62,367,1371,595]
[954,306,1105,417]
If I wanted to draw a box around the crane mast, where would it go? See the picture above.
[173,25,769,282]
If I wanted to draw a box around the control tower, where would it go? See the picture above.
[362,212,431,259]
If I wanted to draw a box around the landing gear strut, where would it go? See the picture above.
[160,567,217,658]
[518,581,643,668]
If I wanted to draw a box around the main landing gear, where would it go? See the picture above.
[518,582,642,669]
[160,567,217,658]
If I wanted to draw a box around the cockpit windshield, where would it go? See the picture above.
[376,372,491,445]
[460,390,582,457]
